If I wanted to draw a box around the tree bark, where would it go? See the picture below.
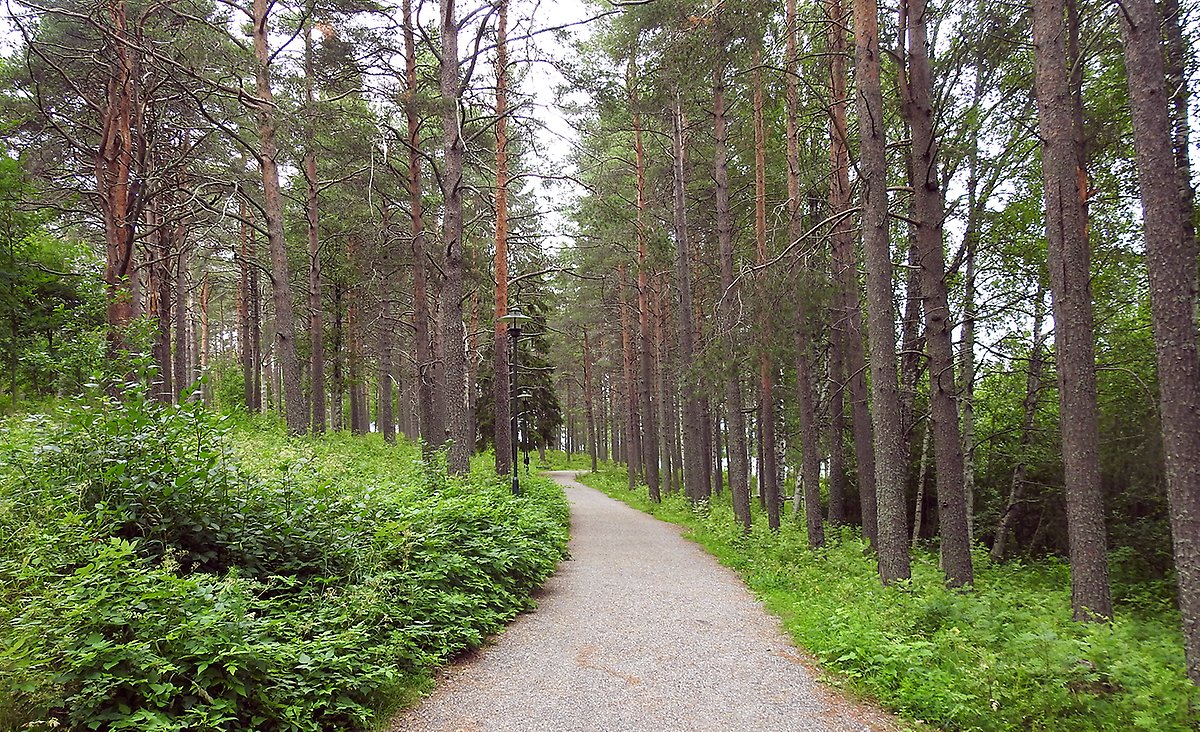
[1117,0,1200,683]
[379,203,397,444]
[670,95,705,501]
[787,0,823,544]
[493,0,512,475]
[402,0,440,450]
[854,0,910,582]
[173,229,189,401]
[751,46,780,530]
[630,64,660,501]
[252,0,306,433]
[1030,0,1112,620]
[992,285,1047,562]
[439,0,470,472]
[714,57,750,532]
[619,266,641,489]
[97,0,138,359]
[829,0,871,536]
[899,0,973,587]
[304,16,326,434]
[583,330,599,472]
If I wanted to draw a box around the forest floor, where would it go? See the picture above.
[389,471,899,732]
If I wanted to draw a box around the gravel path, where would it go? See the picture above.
[390,471,900,732]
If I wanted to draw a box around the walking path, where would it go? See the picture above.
[391,471,899,732]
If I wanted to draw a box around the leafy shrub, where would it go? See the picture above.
[0,393,569,730]
[582,469,1198,732]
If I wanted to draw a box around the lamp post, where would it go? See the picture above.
[518,389,534,474]
[497,306,530,495]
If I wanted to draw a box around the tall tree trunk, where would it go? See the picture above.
[830,0,873,537]
[751,47,780,530]
[714,57,750,532]
[252,0,306,433]
[199,273,210,403]
[304,16,326,434]
[439,0,470,471]
[899,0,973,587]
[1030,0,1112,620]
[912,419,931,546]
[854,0,910,583]
[670,95,705,501]
[97,0,138,359]
[1117,0,1200,684]
[630,65,660,501]
[403,0,439,449]
[493,0,512,475]
[619,266,641,489]
[331,283,345,431]
[789,0,823,545]
[654,279,673,493]
[249,225,263,412]
[1160,0,1196,253]
[992,285,1047,561]
[173,232,189,401]
[583,330,599,472]
[149,201,173,402]
[237,199,255,411]
[379,204,397,444]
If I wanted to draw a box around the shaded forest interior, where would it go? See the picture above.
[3,0,1200,727]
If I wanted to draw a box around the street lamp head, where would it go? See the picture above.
[498,306,532,337]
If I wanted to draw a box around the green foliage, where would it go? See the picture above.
[0,394,569,731]
[582,469,1198,732]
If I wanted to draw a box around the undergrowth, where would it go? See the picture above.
[580,468,1197,732]
[0,386,569,731]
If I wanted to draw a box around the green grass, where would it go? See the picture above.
[0,391,569,731]
[581,468,1197,732]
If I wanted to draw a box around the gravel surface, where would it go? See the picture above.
[390,471,900,732]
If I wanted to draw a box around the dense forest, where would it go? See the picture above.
[1,0,1199,728]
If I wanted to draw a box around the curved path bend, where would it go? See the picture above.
[391,471,899,732]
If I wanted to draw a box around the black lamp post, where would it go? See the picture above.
[498,306,530,495]
[518,389,534,475]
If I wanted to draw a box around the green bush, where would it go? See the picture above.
[0,391,569,731]
[581,469,1197,732]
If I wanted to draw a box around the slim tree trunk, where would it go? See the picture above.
[670,96,705,501]
[790,0,823,545]
[714,57,750,532]
[439,0,470,472]
[830,0,873,538]
[630,65,660,502]
[751,46,780,530]
[1031,0,1112,620]
[149,201,173,402]
[304,16,326,434]
[331,283,345,431]
[620,266,641,489]
[403,0,440,450]
[379,204,397,444]
[992,285,1047,561]
[1160,0,1197,252]
[899,0,973,587]
[237,199,256,411]
[252,0,306,433]
[583,331,599,472]
[493,0,512,475]
[97,0,138,359]
[1117,0,1200,683]
[912,420,931,546]
[854,0,910,583]
[173,232,189,401]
